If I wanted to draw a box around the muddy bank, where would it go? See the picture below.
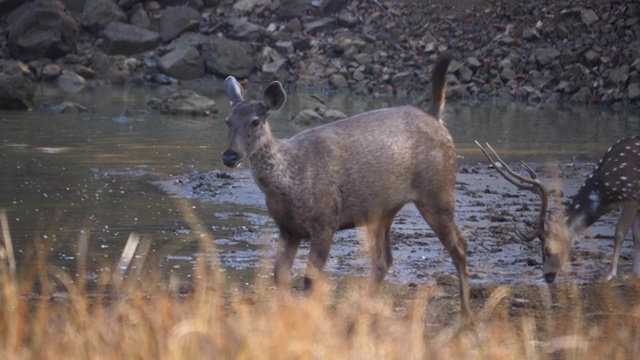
[153,160,633,289]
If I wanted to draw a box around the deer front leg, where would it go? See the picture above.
[303,230,335,290]
[274,235,302,289]
[632,212,640,278]
[605,203,639,281]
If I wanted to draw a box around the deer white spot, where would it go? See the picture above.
[574,204,581,210]
[620,176,628,181]
[589,193,600,202]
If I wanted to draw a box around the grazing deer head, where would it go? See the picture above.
[477,137,640,283]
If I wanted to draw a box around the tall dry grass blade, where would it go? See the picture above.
[173,199,221,288]
[0,209,16,285]
[112,232,141,291]
[126,234,152,291]
[76,221,91,295]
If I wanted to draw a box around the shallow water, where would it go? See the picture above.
[0,82,638,292]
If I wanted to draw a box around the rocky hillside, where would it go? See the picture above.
[0,0,638,110]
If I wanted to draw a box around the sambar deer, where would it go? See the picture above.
[221,52,471,318]
[477,137,640,283]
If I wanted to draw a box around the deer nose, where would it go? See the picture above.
[544,272,557,283]
[222,150,238,167]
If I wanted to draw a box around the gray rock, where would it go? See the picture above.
[101,22,160,56]
[583,49,600,66]
[321,0,346,14]
[465,57,482,71]
[500,68,516,82]
[457,65,473,82]
[129,5,152,29]
[8,2,80,61]
[304,17,335,33]
[628,83,640,101]
[52,101,89,113]
[160,5,201,43]
[329,73,348,88]
[534,48,560,66]
[167,33,212,51]
[275,41,294,54]
[570,86,592,103]
[337,12,359,28]
[233,0,268,13]
[0,0,23,15]
[81,0,126,33]
[147,89,217,116]
[608,64,629,85]
[275,0,309,20]
[158,46,205,80]
[57,70,86,88]
[0,74,34,110]
[225,17,264,42]
[522,27,540,41]
[580,8,599,26]
[262,58,287,74]
[291,109,324,125]
[202,37,255,78]
[89,51,129,84]
[42,63,63,81]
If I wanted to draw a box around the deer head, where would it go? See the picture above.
[221,76,286,168]
[476,141,573,283]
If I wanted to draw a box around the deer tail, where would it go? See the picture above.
[427,52,453,119]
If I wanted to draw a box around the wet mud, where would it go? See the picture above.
[154,160,632,284]
[153,159,640,324]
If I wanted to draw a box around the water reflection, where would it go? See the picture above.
[0,83,638,292]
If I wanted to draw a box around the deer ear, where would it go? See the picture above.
[263,81,286,111]
[224,76,244,106]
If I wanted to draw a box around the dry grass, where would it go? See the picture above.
[1,206,640,359]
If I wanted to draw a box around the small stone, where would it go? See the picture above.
[580,8,599,26]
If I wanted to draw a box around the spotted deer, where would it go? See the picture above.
[477,137,640,283]
[221,53,471,318]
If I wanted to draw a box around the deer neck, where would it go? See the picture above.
[247,125,290,193]
[563,179,614,244]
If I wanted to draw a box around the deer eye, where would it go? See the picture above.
[251,118,260,127]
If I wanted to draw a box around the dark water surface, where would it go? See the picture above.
[1,83,638,291]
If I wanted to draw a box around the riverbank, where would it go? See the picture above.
[0,0,639,111]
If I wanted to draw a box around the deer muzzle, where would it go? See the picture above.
[222,149,239,168]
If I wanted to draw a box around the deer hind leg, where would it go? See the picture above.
[632,211,640,278]
[365,215,396,295]
[415,199,471,319]
[605,203,640,281]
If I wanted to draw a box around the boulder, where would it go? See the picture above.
[160,5,201,43]
[275,0,309,20]
[225,17,264,42]
[101,22,160,56]
[7,1,80,61]
[0,74,34,110]
[0,0,22,15]
[81,0,126,33]
[534,48,560,66]
[89,51,130,84]
[147,89,217,116]
[158,46,205,80]
[202,37,255,78]
[52,101,90,113]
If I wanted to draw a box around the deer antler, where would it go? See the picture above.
[475,141,549,242]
